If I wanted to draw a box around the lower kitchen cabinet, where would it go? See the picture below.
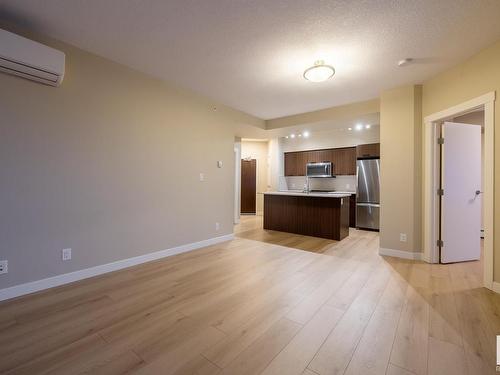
[349,194,356,227]
[264,193,350,240]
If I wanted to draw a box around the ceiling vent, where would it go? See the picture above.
[0,29,65,87]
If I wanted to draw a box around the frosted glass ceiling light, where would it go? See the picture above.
[303,60,335,82]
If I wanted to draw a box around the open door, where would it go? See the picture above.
[241,159,256,214]
[440,122,482,263]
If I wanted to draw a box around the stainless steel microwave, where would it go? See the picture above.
[306,162,334,178]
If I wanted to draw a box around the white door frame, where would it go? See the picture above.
[423,91,495,290]
[234,143,241,224]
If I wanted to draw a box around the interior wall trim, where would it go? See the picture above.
[379,247,423,260]
[0,233,234,302]
[423,91,495,291]
[492,282,500,294]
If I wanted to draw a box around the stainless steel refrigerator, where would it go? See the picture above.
[356,158,380,230]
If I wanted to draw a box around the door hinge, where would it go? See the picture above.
[437,137,444,144]
[437,239,444,247]
[437,188,444,196]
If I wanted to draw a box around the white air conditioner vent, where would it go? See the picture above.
[0,29,65,86]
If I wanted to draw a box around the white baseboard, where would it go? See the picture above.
[379,247,423,261]
[491,282,500,294]
[0,233,234,302]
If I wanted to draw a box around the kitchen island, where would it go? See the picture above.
[263,191,351,241]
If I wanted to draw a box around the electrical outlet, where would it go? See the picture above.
[400,233,407,242]
[215,222,220,231]
[0,260,8,274]
[62,248,72,261]
[199,173,205,181]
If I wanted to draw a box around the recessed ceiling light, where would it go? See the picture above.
[290,134,296,138]
[298,134,302,137]
[365,124,371,129]
[303,131,310,138]
[285,136,289,139]
[348,127,352,131]
[355,124,363,131]
[303,60,335,83]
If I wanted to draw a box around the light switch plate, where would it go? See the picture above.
[217,161,223,168]
[62,248,72,261]
[0,260,8,274]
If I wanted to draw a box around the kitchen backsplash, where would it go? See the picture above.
[280,175,356,192]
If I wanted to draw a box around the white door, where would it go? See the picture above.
[440,122,482,263]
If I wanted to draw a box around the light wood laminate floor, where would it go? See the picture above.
[0,215,497,374]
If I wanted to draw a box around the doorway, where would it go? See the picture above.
[423,92,495,290]
[241,159,256,214]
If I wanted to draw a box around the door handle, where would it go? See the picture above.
[473,190,483,200]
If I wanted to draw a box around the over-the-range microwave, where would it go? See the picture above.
[306,162,335,178]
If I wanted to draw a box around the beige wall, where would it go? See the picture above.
[241,141,269,214]
[422,39,500,280]
[0,32,263,289]
[379,85,422,253]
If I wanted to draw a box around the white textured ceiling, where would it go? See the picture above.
[1,1,500,119]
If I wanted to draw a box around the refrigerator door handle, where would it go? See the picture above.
[356,203,380,207]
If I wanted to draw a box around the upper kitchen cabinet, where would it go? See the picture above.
[283,147,356,176]
[284,152,298,176]
[356,143,380,159]
[332,147,356,175]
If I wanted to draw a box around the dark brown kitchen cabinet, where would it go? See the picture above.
[284,152,298,176]
[316,149,333,163]
[295,152,309,176]
[356,143,380,159]
[284,147,357,176]
[331,147,356,175]
[264,194,350,240]
[349,194,356,227]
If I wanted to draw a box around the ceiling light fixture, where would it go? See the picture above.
[348,127,352,131]
[365,124,371,129]
[303,131,310,138]
[303,60,335,83]
[355,124,363,131]
[290,134,296,138]
[398,58,413,67]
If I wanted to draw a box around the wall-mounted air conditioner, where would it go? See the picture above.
[0,29,65,87]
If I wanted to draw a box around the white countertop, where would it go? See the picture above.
[264,191,353,198]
